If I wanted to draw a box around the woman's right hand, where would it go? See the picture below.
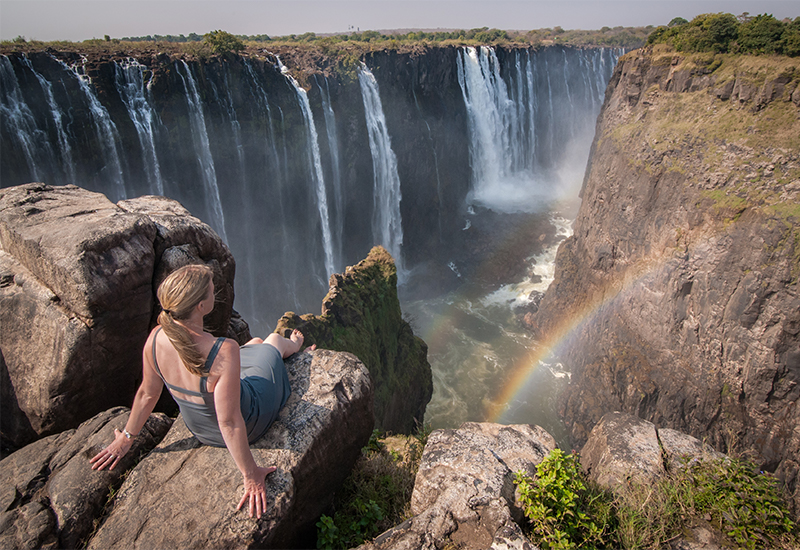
[237,465,277,518]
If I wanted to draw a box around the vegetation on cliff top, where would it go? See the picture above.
[647,12,800,56]
[2,24,650,58]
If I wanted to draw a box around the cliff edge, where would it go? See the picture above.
[532,46,800,512]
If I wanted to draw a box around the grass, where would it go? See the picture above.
[315,425,430,549]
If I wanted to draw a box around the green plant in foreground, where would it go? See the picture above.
[315,428,426,549]
[515,449,616,549]
[680,457,797,549]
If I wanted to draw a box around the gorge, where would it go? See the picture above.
[1,43,619,442]
[2,37,798,521]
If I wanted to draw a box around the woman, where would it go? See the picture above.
[90,264,303,519]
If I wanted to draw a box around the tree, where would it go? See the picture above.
[668,17,688,27]
[203,30,245,54]
[738,14,785,54]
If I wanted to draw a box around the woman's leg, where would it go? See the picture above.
[265,329,305,359]
[245,337,264,345]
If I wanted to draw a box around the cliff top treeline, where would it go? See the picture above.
[2,24,650,55]
[648,12,800,56]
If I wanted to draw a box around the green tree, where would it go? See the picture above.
[738,14,785,54]
[203,30,245,54]
[668,17,688,27]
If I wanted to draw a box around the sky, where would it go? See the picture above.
[1,0,798,42]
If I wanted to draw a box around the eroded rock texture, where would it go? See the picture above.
[86,349,373,550]
[0,183,238,449]
[360,422,556,550]
[532,49,800,512]
[0,408,171,550]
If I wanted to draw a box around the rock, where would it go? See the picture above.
[0,407,171,550]
[276,246,432,434]
[580,412,664,489]
[658,427,723,472]
[117,195,235,335]
[360,422,556,550]
[87,349,373,549]
[0,184,239,448]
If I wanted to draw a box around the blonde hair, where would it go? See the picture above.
[156,264,214,376]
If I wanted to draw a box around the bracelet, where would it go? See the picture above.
[123,428,137,439]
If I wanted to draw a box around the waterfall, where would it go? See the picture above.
[0,56,46,181]
[278,59,336,280]
[175,60,228,243]
[20,56,76,184]
[64,57,128,200]
[314,74,344,266]
[357,63,404,276]
[457,46,621,213]
[114,59,164,195]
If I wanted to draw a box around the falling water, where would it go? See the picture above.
[114,59,164,195]
[0,56,46,181]
[66,57,127,200]
[175,60,228,243]
[315,74,344,266]
[357,63,404,276]
[20,56,76,183]
[457,46,620,213]
[278,59,336,280]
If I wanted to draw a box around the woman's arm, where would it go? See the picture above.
[90,330,164,471]
[213,339,276,519]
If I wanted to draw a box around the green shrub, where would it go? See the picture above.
[515,449,616,549]
[203,30,245,54]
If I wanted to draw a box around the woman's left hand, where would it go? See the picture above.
[237,465,277,518]
[90,428,133,471]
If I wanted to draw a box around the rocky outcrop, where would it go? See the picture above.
[580,412,723,490]
[531,48,800,512]
[360,422,556,550]
[276,246,432,434]
[0,408,171,550]
[0,183,239,449]
[86,349,373,549]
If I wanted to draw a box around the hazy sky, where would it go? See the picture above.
[1,0,797,42]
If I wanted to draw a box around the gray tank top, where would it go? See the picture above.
[151,327,228,446]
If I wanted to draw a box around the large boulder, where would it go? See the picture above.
[276,246,432,434]
[0,184,238,449]
[360,422,556,550]
[87,348,373,549]
[0,407,171,550]
[580,412,724,492]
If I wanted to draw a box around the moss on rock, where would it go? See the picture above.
[275,246,432,434]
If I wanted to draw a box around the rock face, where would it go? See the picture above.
[0,183,239,449]
[360,422,556,550]
[531,48,800,512]
[0,407,171,550]
[87,349,373,550]
[276,246,432,434]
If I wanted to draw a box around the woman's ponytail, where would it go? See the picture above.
[156,265,214,377]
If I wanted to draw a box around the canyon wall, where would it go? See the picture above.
[532,45,800,511]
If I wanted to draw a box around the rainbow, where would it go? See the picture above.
[486,252,672,424]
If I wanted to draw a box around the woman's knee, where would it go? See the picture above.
[246,337,264,345]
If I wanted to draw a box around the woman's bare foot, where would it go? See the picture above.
[266,329,313,357]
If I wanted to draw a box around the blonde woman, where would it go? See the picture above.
[91,264,302,518]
